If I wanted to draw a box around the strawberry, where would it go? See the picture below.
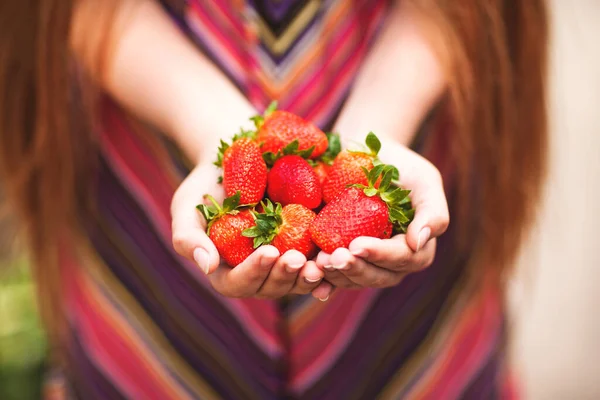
[215,136,267,205]
[243,200,317,258]
[312,132,341,187]
[267,155,322,209]
[322,132,382,203]
[197,192,256,266]
[313,161,331,187]
[252,101,328,159]
[310,164,414,253]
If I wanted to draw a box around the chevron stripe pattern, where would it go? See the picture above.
[48,1,518,399]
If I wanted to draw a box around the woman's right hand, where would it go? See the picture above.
[171,163,330,300]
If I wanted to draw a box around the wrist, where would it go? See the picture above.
[171,96,258,165]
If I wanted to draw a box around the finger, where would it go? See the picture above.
[404,168,449,252]
[315,251,332,269]
[322,270,360,289]
[349,235,438,272]
[311,280,336,302]
[338,257,405,288]
[348,236,412,270]
[292,261,324,295]
[377,145,449,252]
[329,247,355,271]
[209,246,279,297]
[171,167,223,274]
[171,216,220,275]
[257,250,306,299]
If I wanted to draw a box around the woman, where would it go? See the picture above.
[0,0,547,398]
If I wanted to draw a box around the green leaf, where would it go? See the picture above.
[387,188,411,203]
[250,115,264,129]
[372,157,384,167]
[368,164,385,186]
[214,139,230,168]
[217,176,223,184]
[365,132,381,156]
[323,132,342,160]
[364,187,378,197]
[389,208,410,224]
[222,192,241,212]
[361,167,370,179]
[265,100,278,116]
[379,167,394,192]
[391,166,400,181]
[282,140,300,155]
[242,227,261,237]
[399,194,412,206]
[204,194,222,210]
[256,219,272,231]
[297,146,315,159]
[262,152,278,167]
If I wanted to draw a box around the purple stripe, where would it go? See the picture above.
[89,162,285,398]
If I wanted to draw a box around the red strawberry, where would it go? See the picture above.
[215,136,267,205]
[313,161,331,187]
[310,165,414,253]
[244,200,317,258]
[197,193,256,266]
[322,132,381,203]
[267,155,322,209]
[253,102,328,159]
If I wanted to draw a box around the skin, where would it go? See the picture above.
[74,0,449,301]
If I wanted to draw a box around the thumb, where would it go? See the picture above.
[406,200,449,253]
[171,173,221,275]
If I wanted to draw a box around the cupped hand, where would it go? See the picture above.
[315,139,449,290]
[171,163,329,299]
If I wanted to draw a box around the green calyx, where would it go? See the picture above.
[348,131,382,159]
[196,191,241,234]
[250,100,278,130]
[242,199,283,248]
[353,163,415,234]
[319,132,342,165]
[262,139,315,167]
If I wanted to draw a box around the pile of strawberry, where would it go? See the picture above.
[198,102,415,267]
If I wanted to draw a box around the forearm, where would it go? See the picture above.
[71,0,255,164]
[334,2,446,146]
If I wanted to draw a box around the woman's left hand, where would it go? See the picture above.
[314,139,449,291]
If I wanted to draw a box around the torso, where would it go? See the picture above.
[52,1,515,398]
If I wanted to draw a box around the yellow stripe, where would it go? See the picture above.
[256,0,321,56]
[253,0,352,98]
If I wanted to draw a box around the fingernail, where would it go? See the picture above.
[351,248,367,257]
[324,265,334,271]
[193,248,209,275]
[333,263,347,270]
[416,227,431,252]
[304,277,321,283]
[286,263,304,273]
[319,295,329,302]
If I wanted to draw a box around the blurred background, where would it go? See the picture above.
[510,1,600,398]
[0,1,598,399]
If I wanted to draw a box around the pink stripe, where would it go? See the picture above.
[186,6,245,83]
[200,0,246,38]
[74,278,178,399]
[284,17,357,115]
[290,289,379,391]
[419,292,502,399]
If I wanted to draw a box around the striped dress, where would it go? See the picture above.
[47,1,517,398]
